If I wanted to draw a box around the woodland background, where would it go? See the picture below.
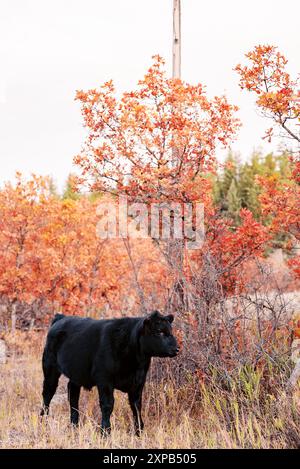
[0,45,299,448]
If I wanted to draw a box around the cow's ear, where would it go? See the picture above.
[150,310,160,320]
[166,314,174,323]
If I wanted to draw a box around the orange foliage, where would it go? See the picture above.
[75,55,240,205]
[188,208,270,294]
[0,53,296,330]
[236,45,300,279]
[75,56,271,295]
[235,44,300,148]
[0,175,169,323]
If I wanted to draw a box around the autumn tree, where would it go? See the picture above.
[235,44,300,155]
[0,175,107,324]
[0,174,53,327]
[0,174,170,327]
[74,56,243,311]
[236,44,300,278]
[74,56,279,319]
[75,56,240,206]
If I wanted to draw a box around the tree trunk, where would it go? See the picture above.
[11,301,17,333]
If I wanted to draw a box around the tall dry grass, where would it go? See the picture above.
[0,331,299,449]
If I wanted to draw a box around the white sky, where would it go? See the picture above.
[0,0,300,190]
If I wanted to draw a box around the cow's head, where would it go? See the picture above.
[140,310,179,358]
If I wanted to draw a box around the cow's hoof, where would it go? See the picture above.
[135,428,143,437]
[100,427,111,438]
[40,407,49,418]
[70,421,79,429]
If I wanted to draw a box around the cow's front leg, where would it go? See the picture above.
[128,387,144,436]
[97,385,114,435]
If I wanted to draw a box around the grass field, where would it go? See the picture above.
[0,332,299,449]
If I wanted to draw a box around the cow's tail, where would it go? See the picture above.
[51,313,65,326]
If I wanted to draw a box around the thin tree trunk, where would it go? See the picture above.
[11,301,17,333]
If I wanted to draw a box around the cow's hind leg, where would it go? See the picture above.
[68,381,81,426]
[97,385,114,436]
[40,366,61,416]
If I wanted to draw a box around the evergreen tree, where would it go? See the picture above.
[214,151,239,212]
[213,150,291,223]
[262,153,277,177]
[213,150,292,225]
[62,174,80,200]
[227,178,241,224]
[278,152,291,180]
[48,177,58,197]
[239,159,260,219]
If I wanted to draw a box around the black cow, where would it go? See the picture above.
[40,310,179,435]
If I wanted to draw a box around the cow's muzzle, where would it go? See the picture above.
[169,347,180,357]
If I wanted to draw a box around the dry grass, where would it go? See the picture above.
[0,332,299,449]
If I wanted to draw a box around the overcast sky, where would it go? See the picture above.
[1,0,299,190]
